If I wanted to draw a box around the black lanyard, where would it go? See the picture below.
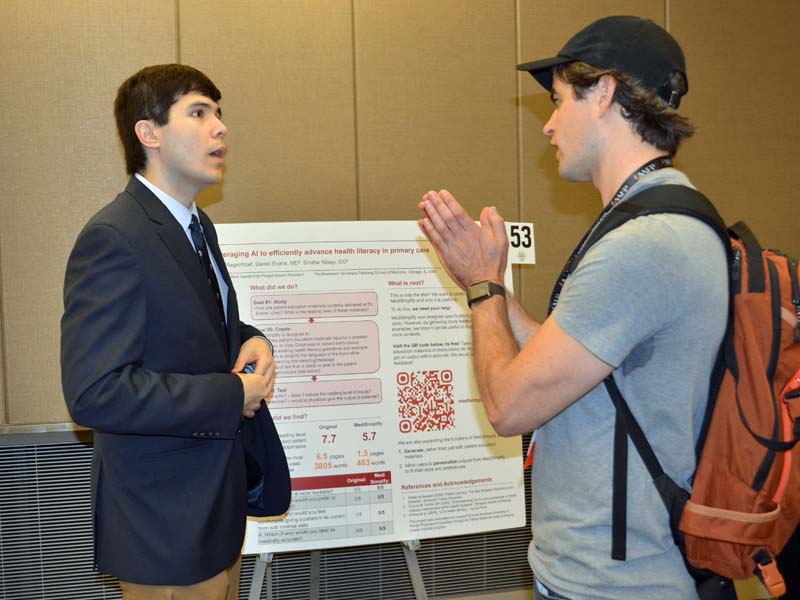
[547,156,673,314]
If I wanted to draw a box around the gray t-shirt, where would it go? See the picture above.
[528,169,728,600]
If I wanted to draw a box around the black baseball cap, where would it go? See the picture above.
[517,16,688,108]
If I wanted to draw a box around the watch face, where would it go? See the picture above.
[470,281,490,300]
[468,281,491,304]
[467,281,505,307]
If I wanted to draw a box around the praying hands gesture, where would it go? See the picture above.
[417,189,509,290]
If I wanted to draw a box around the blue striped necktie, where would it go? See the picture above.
[189,214,227,332]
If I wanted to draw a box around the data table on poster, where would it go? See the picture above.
[255,472,393,546]
[216,220,533,554]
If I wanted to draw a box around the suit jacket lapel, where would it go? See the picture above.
[125,178,230,356]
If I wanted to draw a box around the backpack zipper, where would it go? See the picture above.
[751,259,782,491]
[789,257,800,342]
[732,246,742,294]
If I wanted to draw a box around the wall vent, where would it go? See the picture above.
[0,432,532,599]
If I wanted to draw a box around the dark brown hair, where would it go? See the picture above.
[554,61,694,155]
[114,64,221,175]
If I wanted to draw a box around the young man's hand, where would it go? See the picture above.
[418,189,508,290]
[233,337,276,418]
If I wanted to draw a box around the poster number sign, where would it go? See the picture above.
[505,222,535,265]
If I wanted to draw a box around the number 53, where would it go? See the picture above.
[508,224,533,248]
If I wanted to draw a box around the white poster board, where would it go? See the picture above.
[215,221,528,554]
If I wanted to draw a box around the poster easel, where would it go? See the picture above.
[248,540,428,600]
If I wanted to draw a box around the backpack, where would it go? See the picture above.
[564,184,800,599]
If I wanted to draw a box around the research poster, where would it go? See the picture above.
[215,221,530,554]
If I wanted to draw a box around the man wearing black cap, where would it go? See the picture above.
[419,16,727,600]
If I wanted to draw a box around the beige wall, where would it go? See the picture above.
[0,0,177,424]
[672,0,800,251]
[1,1,798,424]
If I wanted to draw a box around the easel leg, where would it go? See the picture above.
[248,552,273,600]
[402,539,429,600]
[310,549,322,600]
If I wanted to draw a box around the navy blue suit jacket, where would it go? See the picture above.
[61,177,289,585]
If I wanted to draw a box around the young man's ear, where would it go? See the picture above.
[595,74,618,115]
[134,120,160,149]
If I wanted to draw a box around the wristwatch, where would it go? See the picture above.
[466,281,505,308]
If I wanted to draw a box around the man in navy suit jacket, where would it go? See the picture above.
[61,64,285,599]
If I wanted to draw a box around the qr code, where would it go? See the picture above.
[397,370,454,433]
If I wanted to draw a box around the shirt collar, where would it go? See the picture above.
[134,173,199,230]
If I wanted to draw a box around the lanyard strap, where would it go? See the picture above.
[547,156,673,314]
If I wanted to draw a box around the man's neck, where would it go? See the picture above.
[140,164,199,209]
[592,115,668,206]
[595,146,668,207]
